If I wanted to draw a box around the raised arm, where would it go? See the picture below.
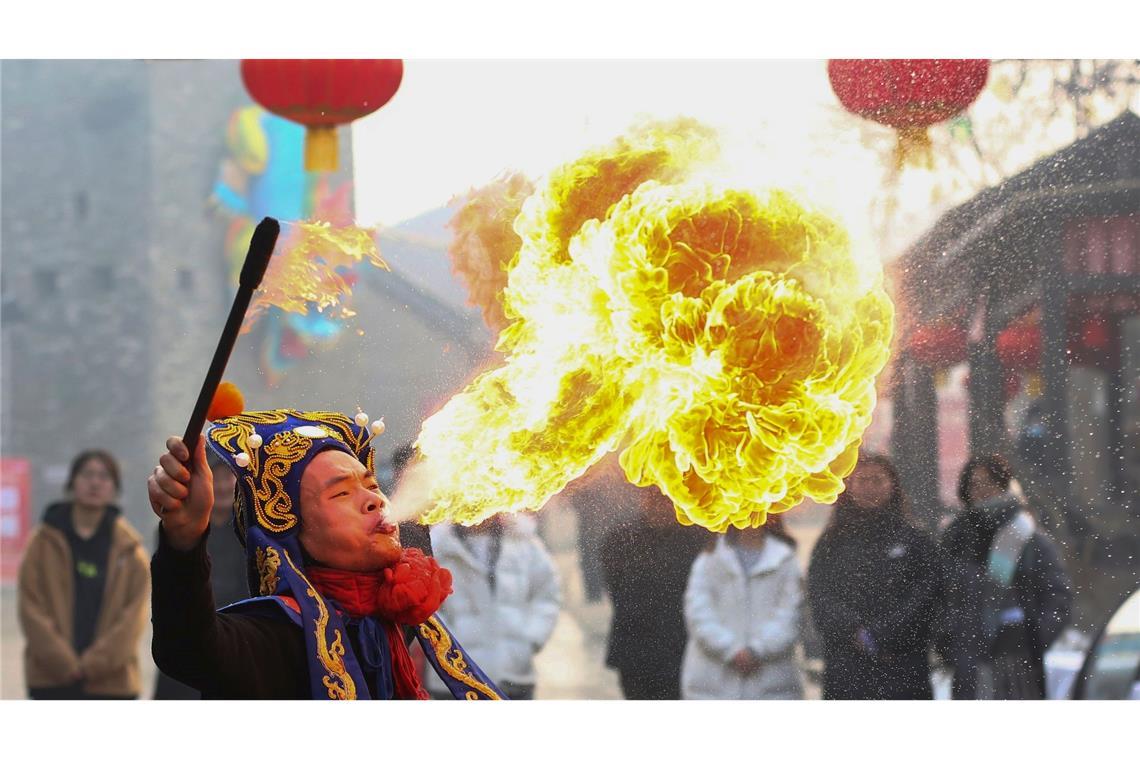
[147,435,214,551]
[147,435,305,697]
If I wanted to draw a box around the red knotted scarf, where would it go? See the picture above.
[307,549,453,700]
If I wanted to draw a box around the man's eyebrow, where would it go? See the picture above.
[322,474,355,491]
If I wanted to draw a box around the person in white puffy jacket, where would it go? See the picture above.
[426,513,561,699]
[681,519,805,700]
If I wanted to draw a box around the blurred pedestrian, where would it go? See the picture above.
[681,518,804,700]
[427,513,561,699]
[938,454,1072,699]
[568,484,610,602]
[601,485,706,699]
[18,450,150,699]
[153,451,246,699]
[806,453,940,699]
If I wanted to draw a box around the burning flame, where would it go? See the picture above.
[242,221,389,333]
[414,120,894,532]
[447,172,535,332]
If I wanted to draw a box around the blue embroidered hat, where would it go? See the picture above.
[206,409,505,701]
[207,410,378,698]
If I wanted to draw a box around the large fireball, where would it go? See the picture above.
[417,120,893,531]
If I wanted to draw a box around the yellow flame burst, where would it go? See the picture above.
[242,221,389,333]
[417,120,893,532]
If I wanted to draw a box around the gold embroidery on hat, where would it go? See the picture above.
[255,547,281,595]
[283,550,356,700]
[417,615,502,700]
[249,430,311,533]
[209,411,292,467]
[209,410,376,535]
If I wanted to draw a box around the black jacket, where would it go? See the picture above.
[807,507,940,699]
[152,518,252,699]
[937,497,1072,699]
[151,527,310,698]
[600,521,707,688]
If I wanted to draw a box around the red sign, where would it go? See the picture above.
[1,459,32,583]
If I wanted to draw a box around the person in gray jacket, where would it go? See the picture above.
[427,514,561,699]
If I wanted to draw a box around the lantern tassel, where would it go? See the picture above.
[305,126,339,173]
[894,126,934,171]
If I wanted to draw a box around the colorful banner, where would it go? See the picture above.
[213,104,355,387]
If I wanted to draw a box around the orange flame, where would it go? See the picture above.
[447,173,535,332]
[241,221,389,333]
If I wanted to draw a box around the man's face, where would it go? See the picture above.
[846,461,893,510]
[298,449,402,572]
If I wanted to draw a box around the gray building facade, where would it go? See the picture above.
[2,60,488,539]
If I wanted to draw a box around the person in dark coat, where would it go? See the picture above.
[601,485,707,700]
[807,452,940,699]
[153,451,248,699]
[937,454,1072,699]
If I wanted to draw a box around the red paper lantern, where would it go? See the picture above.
[827,59,989,167]
[240,59,404,172]
[907,322,968,366]
[996,319,1042,371]
[997,313,1118,369]
[1068,315,1116,367]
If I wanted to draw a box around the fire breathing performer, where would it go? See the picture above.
[147,407,505,699]
[147,217,501,699]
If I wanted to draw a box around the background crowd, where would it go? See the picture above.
[16,442,1081,701]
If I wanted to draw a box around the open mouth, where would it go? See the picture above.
[374,509,398,536]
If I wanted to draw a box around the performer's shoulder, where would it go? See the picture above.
[220,594,303,626]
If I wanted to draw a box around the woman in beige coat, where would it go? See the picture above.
[18,450,150,699]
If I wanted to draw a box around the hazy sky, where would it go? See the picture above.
[352,60,885,245]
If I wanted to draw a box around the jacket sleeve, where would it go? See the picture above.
[1022,533,1072,651]
[806,534,861,645]
[932,549,984,666]
[519,541,562,651]
[684,554,738,664]
[79,543,151,679]
[151,525,306,696]
[17,531,81,679]
[868,536,941,653]
[749,556,803,660]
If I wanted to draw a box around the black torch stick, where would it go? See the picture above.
[181,216,280,459]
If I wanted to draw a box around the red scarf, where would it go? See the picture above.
[307,549,453,700]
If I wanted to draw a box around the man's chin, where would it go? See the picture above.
[369,533,404,569]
